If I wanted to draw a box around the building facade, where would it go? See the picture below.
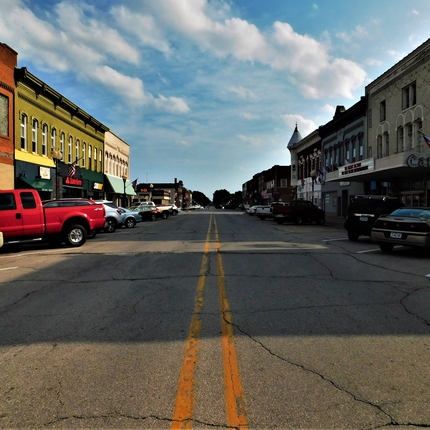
[0,43,16,190]
[14,67,109,200]
[320,99,366,217]
[288,128,322,207]
[104,131,136,207]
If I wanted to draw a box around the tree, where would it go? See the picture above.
[213,189,231,208]
[192,191,211,207]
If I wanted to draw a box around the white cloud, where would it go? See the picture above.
[282,114,317,137]
[321,104,335,114]
[228,86,257,99]
[237,134,263,146]
[408,9,419,16]
[365,58,383,66]
[240,112,260,120]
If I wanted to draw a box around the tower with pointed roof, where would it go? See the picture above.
[287,124,302,188]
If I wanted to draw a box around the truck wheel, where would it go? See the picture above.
[151,214,157,221]
[125,217,136,228]
[64,224,87,247]
[173,210,178,216]
[348,231,359,241]
[162,211,169,219]
[104,218,117,233]
[88,230,97,239]
[295,216,303,225]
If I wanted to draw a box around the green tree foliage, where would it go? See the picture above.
[192,191,211,207]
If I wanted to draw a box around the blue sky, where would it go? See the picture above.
[1,1,430,198]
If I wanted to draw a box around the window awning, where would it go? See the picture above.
[104,174,136,196]
[18,177,53,192]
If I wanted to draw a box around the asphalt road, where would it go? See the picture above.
[0,209,430,429]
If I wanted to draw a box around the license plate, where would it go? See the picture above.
[390,232,402,239]
[359,216,368,221]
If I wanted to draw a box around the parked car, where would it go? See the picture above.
[344,195,404,241]
[94,200,123,233]
[138,206,163,221]
[371,207,430,252]
[0,190,105,247]
[255,202,289,220]
[246,205,260,215]
[272,200,324,225]
[119,207,142,228]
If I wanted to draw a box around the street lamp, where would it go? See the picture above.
[122,174,127,208]
[50,149,62,199]
[149,183,153,202]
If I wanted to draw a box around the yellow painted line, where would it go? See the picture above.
[171,215,213,429]
[214,217,249,429]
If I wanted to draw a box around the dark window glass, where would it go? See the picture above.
[20,192,37,209]
[0,193,16,210]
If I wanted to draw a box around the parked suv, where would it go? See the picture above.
[344,195,404,241]
[94,200,123,233]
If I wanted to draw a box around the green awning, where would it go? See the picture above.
[104,174,136,196]
[19,177,53,192]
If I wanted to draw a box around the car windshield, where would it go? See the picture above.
[390,208,430,219]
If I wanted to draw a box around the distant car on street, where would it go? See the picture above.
[118,207,142,228]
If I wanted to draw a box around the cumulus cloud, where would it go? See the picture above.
[0,0,189,112]
[282,114,317,137]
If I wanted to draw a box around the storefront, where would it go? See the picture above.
[104,174,136,207]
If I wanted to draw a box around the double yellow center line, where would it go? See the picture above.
[171,214,248,429]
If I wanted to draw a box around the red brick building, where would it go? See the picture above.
[0,43,16,189]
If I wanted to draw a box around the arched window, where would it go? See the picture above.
[32,119,38,153]
[88,145,92,170]
[42,123,48,156]
[75,139,80,164]
[60,132,65,159]
[82,142,86,168]
[20,114,28,150]
[51,128,56,151]
[68,136,72,163]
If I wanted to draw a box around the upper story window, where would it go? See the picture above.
[75,139,80,163]
[51,128,56,151]
[358,135,363,160]
[397,127,404,153]
[42,123,48,156]
[88,145,92,170]
[99,149,103,172]
[82,142,86,168]
[380,100,386,122]
[402,82,416,110]
[60,132,65,158]
[32,119,38,153]
[0,93,9,137]
[20,114,28,150]
[68,136,72,163]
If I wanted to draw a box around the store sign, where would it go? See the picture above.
[65,176,83,187]
[93,182,103,190]
[339,159,374,177]
[406,154,430,168]
[39,166,51,179]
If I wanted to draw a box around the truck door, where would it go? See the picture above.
[18,191,45,238]
[0,192,24,240]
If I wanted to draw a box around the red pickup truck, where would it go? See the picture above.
[0,190,106,247]
[272,199,325,225]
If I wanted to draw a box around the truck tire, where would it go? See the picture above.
[64,224,87,247]
[104,218,117,233]
[162,211,169,219]
[172,210,178,215]
[151,213,157,221]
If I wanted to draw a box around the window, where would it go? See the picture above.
[380,101,386,122]
[42,123,48,156]
[32,119,38,153]
[407,123,413,149]
[82,142,86,168]
[68,136,72,163]
[397,127,404,153]
[359,135,363,160]
[94,147,97,171]
[21,114,28,150]
[60,132,65,158]
[20,192,37,209]
[88,145,92,170]
[377,135,382,158]
[51,128,56,151]
[0,93,8,136]
[0,193,16,210]
[75,139,80,164]
[99,149,103,172]
[402,82,416,110]
[384,132,389,157]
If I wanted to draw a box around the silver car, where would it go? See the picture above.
[94,200,123,233]
[371,207,430,252]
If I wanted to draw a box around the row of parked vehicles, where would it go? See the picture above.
[0,189,180,249]
[247,195,430,253]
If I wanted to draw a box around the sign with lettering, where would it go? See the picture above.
[64,176,83,187]
[39,166,51,179]
[338,159,374,177]
[406,154,430,168]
